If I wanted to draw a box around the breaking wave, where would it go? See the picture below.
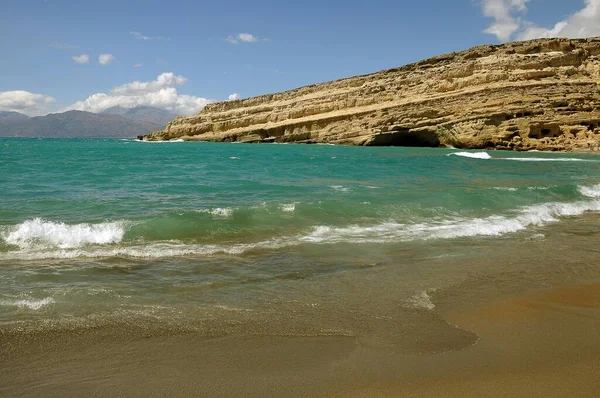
[195,207,235,218]
[579,184,600,198]
[448,152,492,160]
[449,151,594,162]
[1,218,126,249]
[300,198,600,244]
[2,183,600,260]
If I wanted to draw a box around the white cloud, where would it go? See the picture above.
[133,63,143,68]
[238,33,258,42]
[65,72,211,116]
[130,31,168,41]
[0,90,56,116]
[110,72,187,96]
[98,53,115,66]
[481,0,531,42]
[518,0,600,40]
[72,54,89,64]
[226,33,259,44]
[228,93,240,101]
[481,0,600,42]
[130,31,151,40]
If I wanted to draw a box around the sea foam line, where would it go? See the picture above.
[0,239,296,261]
[448,152,492,160]
[448,151,594,162]
[3,184,600,260]
[299,197,600,244]
[134,139,184,143]
[0,297,54,310]
[503,157,593,162]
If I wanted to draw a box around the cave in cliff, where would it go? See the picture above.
[366,129,441,147]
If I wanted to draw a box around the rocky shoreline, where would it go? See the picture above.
[140,37,600,152]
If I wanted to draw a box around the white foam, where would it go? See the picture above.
[196,207,235,217]
[330,185,351,193]
[448,152,492,160]
[299,198,600,244]
[406,290,435,311]
[135,139,184,143]
[229,156,240,160]
[0,239,296,261]
[280,203,296,212]
[492,187,518,191]
[0,297,54,310]
[504,157,592,162]
[2,218,126,249]
[211,207,234,217]
[4,184,600,260]
[579,184,600,198]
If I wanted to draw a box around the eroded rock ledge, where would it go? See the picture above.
[140,37,600,151]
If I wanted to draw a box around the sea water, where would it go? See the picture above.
[2,138,600,349]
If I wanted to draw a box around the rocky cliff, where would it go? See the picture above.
[141,37,600,151]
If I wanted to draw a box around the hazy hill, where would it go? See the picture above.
[0,110,162,138]
[0,111,30,123]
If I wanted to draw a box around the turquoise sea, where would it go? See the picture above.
[2,138,600,347]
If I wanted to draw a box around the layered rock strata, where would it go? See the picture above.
[141,37,600,151]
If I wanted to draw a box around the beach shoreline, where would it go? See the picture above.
[2,280,599,397]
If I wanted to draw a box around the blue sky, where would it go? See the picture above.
[1,0,599,116]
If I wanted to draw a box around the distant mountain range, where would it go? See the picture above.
[0,107,179,138]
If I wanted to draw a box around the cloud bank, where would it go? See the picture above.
[66,72,211,116]
[0,91,56,116]
[482,0,600,42]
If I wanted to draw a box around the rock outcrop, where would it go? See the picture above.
[141,37,600,151]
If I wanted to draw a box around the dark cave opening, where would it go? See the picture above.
[366,130,441,147]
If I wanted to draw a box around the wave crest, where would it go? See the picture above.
[448,152,492,160]
[579,184,600,198]
[300,199,600,244]
[3,183,600,260]
[2,218,126,249]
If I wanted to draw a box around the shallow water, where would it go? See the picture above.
[2,138,600,351]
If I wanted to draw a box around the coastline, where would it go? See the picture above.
[135,137,600,153]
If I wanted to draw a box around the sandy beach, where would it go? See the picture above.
[2,280,599,397]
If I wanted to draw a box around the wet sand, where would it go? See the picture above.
[2,281,599,397]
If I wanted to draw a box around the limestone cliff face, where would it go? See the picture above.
[141,37,600,151]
